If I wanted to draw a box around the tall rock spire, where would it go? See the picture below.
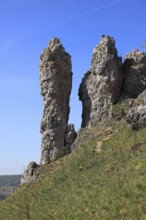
[40,38,72,164]
[79,35,124,128]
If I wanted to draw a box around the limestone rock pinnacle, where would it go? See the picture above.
[79,35,124,128]
[40,38,72,164]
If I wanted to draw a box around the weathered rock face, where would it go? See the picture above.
[40,38,72,164]
[122,49,146,99]
[65,124,77,149]
[21,161,38,184]
[126,90,146,129]
[79,35,124,128]
[126,106,146,130]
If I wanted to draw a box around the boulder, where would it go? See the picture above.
[126,90,146,129]
[126,106,146,130]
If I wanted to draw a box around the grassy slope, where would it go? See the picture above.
[0,121,146,220]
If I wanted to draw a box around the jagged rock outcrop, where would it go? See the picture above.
[126,90,146,129]
[117,50,146,128]
[79,35,124,128]
[21,161,38,184]
[40,38,73,164]
[21,35,146,184]
[126,106,146,130]
[122,49,146,99]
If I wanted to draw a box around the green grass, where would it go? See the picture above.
[112,102,129,119]
[0,121,146,220]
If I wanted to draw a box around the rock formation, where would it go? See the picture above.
[21,161,38,184]
[120,50,146,129]
[79,35,124,128]
[65,124,77,149]
[126,90,146,129]
[21,35,146,184]
[40,38,73,164]
[122,49,146,99]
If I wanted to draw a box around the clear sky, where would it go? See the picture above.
[0,0,145,175]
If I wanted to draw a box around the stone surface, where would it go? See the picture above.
[122,49,146,99]
[40,38,72,164]
[79,35,124,128]
[65,124,77,151]
[126,105,146,130]
[126,90,146,129]
[21,161,38,184]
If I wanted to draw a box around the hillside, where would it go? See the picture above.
[0,175,21,201]
[0,120,145,219]
[1,36,146,219]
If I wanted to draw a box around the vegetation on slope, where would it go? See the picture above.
[0,121,146,220]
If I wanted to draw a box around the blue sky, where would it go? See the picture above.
[0,0,145,174]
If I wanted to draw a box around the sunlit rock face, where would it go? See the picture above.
[40,38,72,164]
[122,49,146,99]
[79,35,124,128]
